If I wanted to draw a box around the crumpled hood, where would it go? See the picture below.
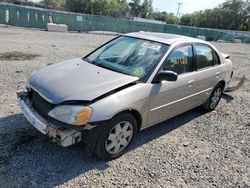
[29,58,138,104]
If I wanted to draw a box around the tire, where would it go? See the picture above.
[94,112,138,160]
[202,83,223,111]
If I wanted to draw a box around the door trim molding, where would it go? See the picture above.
[150,87,213,112]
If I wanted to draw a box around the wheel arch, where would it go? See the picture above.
[112,109,142,131]
[218,80,226,91]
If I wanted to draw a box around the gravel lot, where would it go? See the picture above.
[0,26,249,188]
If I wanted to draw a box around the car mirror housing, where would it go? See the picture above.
[153,70,178,83]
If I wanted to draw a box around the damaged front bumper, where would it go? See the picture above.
[17,92,83,147]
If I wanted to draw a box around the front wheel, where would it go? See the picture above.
[94,112,137,160]
[202,83,223,111]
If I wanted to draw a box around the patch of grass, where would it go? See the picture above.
[0,51,39,61]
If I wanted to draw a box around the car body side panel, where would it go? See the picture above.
[147,72,198,127]
[195,65,223,103]
[88,83,152,128]
[195,55,232,104]
[88,41,232,130]
[88,73,201,130]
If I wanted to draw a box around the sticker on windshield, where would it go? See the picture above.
[132,67,145,77]
[142,42,161,51]
[138,47,147,56]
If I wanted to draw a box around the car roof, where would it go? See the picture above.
[124,32,205,45]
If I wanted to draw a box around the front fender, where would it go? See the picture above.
[88,83,151,126]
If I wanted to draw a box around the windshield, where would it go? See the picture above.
[85,36,168,78]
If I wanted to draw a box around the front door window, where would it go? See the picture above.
[162,45,193,75]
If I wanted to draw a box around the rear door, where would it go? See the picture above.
[193,44,222,103]
[148,44,200,126]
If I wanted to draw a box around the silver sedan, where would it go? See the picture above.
[18,32,233,160]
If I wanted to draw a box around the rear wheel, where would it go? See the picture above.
[202,83,223,111]
[94,112,137,160]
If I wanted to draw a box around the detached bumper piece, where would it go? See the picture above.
[45,126,81,147]
[225,74,246,92]
[17,92,82,147]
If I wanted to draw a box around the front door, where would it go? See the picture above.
[148,44,199,126]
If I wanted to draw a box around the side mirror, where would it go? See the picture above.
[153,70,178,83]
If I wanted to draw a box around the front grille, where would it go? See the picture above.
[29,90,55,120]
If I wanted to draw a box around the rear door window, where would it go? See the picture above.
[213,51,220,65]
[195,44,220,69]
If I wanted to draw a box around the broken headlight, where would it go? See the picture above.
[48,105,92,126]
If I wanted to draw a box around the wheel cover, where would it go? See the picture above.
[210,87,222,109]
[105,121,133,155]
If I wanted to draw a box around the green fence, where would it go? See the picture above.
[1,3,249,43]
[0,4,48,28]
[0,4,5,24]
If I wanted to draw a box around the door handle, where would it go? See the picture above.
[187,80,194,87]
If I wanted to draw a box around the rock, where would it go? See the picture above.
[183,142,189,147]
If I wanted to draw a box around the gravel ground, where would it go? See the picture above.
[0,26,249,188]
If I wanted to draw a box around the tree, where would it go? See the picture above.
[151,11,178,24]
[220,0,250,30]
[141,0,153,18]
[65,0,93,14]
[0,0,29,2]
[41,0,66,9]
[129,0,141,17]
[65,0,129,18]
[92,0,108,15]
[180,14,193,26]
[180,0,250,31]
[106,0,130,18]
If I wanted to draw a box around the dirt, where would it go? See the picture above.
[0,51,39,61]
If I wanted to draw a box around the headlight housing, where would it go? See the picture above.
[48,105,92,126]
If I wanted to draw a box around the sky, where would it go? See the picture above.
[153,0,226,14]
